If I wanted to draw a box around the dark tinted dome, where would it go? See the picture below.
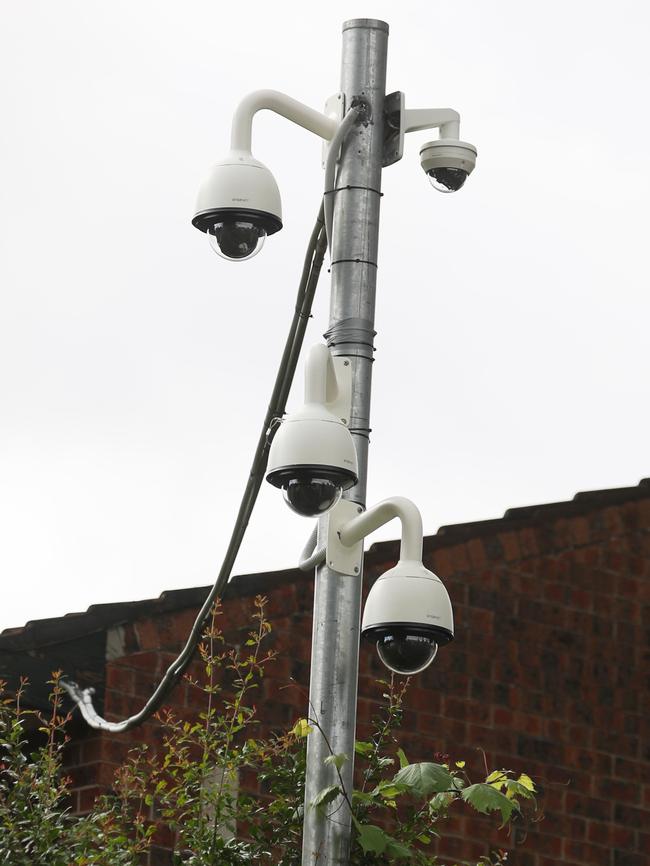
[376,630,438,675]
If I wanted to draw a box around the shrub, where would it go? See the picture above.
[0,597,537,865]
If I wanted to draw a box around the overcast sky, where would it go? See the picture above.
[1,0,649,632]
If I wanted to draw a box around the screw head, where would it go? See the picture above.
[354,566,359,574]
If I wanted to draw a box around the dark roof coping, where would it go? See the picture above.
[415,478,650,549]
[2,478,649,650]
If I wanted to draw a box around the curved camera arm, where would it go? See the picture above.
[403,107,460,140]
[305,343,337,406]
[230,89,339,154]
[302,342,352,421]
[336,496,424,565]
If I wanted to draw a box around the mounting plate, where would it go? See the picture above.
[322,92,345,169]
[326,499,364,576]
[326,356,352,427]
[383,91,405,167]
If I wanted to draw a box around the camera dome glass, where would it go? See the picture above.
[208,220,266,261]
[376,631,438,675]
[428,167,468,194]
[282,477,342,518]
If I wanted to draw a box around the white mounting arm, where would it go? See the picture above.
[383,93,472,167]
[403,107,460,140]
[339,496,423,562]
[231,89,339,153]
[326,496,425,575]
[303,343,352,425]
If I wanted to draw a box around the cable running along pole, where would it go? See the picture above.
[301,18,389,866]
[60,207,327,732]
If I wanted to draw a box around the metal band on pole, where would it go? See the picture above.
[301,18,389,866]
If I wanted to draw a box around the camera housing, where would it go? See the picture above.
[419,139,477,193]
[267,343,358,517]
[361,560,454,675]
[266,402,358,517]
[192,151,283,260]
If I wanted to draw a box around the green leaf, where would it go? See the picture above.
[396,747,409,769]
[505,779,537,802]
[291,718,314,737]
[376,756,394,769]
[356,823,388,855]
[375,784,404,799]
[324,753,348,770]
[310,785,341,811]
[486,769,507,790]
[429,791,454,813]
[393,762,453,796]
[352,790,376,805]
[455,760,465,769]
[386,839,414,859]
[354,740,374,757]
[417,833,431,844]
[517,772,536,793]
[462,783,519,826]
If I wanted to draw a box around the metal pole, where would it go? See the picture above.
[302,18,388,866]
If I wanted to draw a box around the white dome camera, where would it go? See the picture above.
[266,344,358,517]
[361,560,454,675]
[419,139,477,193]
[266,403,358,517]
[324,496,455,676]
[192,151,283,261]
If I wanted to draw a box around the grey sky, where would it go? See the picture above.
[1,0,648,632]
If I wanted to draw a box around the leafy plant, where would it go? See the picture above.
[300,675,537,865]
[0,597,538,865]
[0,674,152,865]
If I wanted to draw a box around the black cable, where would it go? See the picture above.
[60,204,328,732]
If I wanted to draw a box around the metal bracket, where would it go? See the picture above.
[382,90,405,167]
[322,92,345,169]
[326,356,352,426]
[326,499,364,576]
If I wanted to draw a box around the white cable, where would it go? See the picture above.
[298,524,326,571]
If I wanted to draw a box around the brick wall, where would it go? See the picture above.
[62,494,650,865]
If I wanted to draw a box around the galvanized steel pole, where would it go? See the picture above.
[302,19,389,866]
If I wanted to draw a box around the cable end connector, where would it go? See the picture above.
[350,96,372,126]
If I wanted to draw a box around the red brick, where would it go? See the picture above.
[496,531,521,561]
[566,792,613,823]
[588,819,634,847]
[569,516,591,545]
[563,839,612,866]
[518,527,540,557]
[105,663,135,695]
[53,493,650,866]
[63,742,82,767]
[124,650,163,672]
[467,538,488,569]
[448,543,471,572]
[77,786,103,814]
[430,547,453,578]
[493,707,513,727]
[406,685,442,714]
[544,581,567,604]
